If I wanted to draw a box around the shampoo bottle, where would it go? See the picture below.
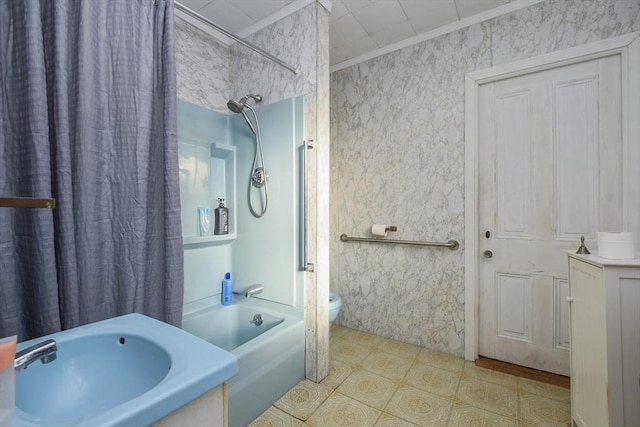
[214,198,229,235]
[222,272,233,305]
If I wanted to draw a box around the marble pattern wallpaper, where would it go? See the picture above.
[330,0,640,357]
[174,18,230,113]
[230,6,316,106]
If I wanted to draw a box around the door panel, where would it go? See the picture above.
[495,91,532,239]
[478,55,622,375]
[553,77,598,240]
[495,272,532,341]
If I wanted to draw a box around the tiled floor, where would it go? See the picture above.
[249,325,571,427]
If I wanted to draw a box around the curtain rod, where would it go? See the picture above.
[174,2,300,75]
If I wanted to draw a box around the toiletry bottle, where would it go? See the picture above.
[214,198,229,235]
[222,272,233,305]
[198,207,211,236]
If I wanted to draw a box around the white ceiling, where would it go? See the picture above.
[176,0,521,69]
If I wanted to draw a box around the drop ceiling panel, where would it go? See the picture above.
[335,35,379,58]
[330,13,368,49]
[177,0,213,12]
[369,21,416,47]
[199,1,254,32]
[330,48,349,63]
[329,0,350,21]
[341,0,376,13]
[400,0,460,34]
[352,1,408,34]
[230,0,290,21]
[455,0,509,19]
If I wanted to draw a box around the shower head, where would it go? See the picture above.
[227,99,245,114]
[227,94,262,135]
[226,94,263,114]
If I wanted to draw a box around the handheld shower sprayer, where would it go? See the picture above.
[226,95,262,135]
[227,94,269,218]
[226,94,262,113]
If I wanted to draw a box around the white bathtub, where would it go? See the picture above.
[182,299,304,427]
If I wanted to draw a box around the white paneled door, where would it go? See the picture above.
[478,55,623,376]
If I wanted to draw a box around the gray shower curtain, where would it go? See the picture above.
[0,0,183,341]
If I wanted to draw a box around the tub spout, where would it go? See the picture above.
[14,339,58,371]
[234,284,264,298]
[246,285,264,297]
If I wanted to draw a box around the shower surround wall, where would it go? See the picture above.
[175,2,331,381]
[330,0,640,356]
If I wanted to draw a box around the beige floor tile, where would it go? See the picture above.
[360,351,413,381]
[403,361,461,399]
[375,412,420,426]
[377,338,421,360]
[455,377,518,419]
[331,324,351,338]
[384,384,453,427]
[415,348,465,373]
[462,361,518,389]
[336,368,398,410]
[249,406,305,427]
[518,377,570,403]
[274,379,333,421]
[330,338,372,365]
[320,328,571,427]
[519,393,571,426]
[321,358,357,390]
[306,393,381,427]
[447,402,518,427]
[343,329,384,350]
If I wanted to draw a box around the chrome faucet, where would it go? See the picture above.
[234,284,264,298]
[14,339,58,371]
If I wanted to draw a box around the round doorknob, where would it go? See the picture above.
[483,250,493,259]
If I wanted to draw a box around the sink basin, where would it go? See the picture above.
[16,334,171,420]
[11,314,238,427]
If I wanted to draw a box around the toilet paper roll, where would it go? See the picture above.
[597,232,635,259]
[371,224,388,237]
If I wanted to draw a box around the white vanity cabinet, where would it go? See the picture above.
[567,253,640,427]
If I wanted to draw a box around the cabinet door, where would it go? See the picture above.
[569,258,608,427]
[616,269,640,425]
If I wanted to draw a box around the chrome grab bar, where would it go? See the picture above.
[302,140,315,272]
[340,233,459,250]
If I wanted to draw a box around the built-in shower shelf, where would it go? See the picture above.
[183,233,237,246]
[179,139,237,246]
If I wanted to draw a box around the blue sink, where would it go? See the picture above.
[11,314,238,427]
[16,334,171,420]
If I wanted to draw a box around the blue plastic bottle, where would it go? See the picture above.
[222,272,233,305]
